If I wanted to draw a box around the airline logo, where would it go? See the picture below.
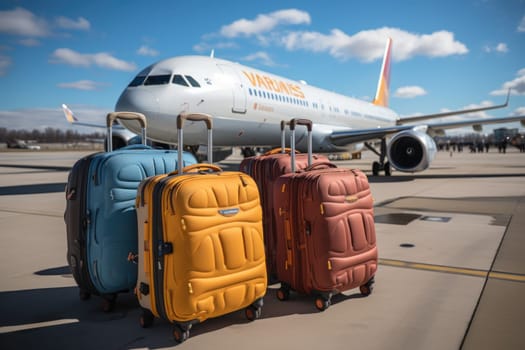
[242,71,305,99]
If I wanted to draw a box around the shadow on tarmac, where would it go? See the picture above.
[0,183,66,196]
[0,164,72,172]
[0,268,366,349]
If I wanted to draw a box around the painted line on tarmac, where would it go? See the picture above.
[0,319,79,334]
[379,258,525,283]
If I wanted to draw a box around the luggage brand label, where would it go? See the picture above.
[219,208,240,217]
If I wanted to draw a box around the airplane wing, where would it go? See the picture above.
[329,114,525,146]
[62,104,106,128]
[330,125,413,145]
[426,114,525,133]
[396,90,511,125]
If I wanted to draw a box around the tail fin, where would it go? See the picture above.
[61,104,105,128]
[62,104,80,123]
[372,38,392,107]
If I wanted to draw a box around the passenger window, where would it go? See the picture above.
[172,75,189,86]
[185,75,201,87]
[144,75,171,85]
[128,75,146,87]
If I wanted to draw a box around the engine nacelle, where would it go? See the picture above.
[387,130,437,172]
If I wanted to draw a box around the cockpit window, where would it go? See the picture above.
[185,75,200,87]
[172,74,189,87]
[144,75,171,85]
[128,75,146,87]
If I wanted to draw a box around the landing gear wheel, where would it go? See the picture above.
[172,325,190,344]
[384,162,391,176]
[139,309,154,328]
[359,277,375,296]
[245,305,262,321]
[314,296,331,312]
[79,289,91,301]
[372,161,380,176]
[276,287,290,301]
[101,294,117,313]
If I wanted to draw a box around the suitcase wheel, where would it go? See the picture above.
[276,287,290,301]
[245,305,262,321]
[139,309,154,328]
[359,277,375,297]
[79,289,91,301]
[314,296,331,312]
[173,325,190,344]
[101,294,117,313]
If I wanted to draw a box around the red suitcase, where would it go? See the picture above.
[240,121,328,281]
[273,119,377,311]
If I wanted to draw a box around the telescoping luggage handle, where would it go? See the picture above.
[106,112,147,152]
[289,118,313,172]
[176,113,213,174]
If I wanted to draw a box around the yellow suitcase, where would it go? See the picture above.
[135,114,267,343]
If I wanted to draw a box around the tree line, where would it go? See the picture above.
[0,127,104,143]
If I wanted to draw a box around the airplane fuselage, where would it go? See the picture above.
[115,56,399,153]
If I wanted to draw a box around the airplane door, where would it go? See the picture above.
[218,64,247,114]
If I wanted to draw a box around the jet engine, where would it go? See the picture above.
[387,130,437,172]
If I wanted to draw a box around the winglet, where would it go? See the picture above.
[62,104,78,123]
[61,104,106,128]
[372,38,393,108]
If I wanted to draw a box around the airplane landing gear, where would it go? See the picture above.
[372,160,391,176]
[365,138,391,176]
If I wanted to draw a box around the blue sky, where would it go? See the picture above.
[0,0,524,133]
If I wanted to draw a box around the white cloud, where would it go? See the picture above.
[137,45,159,57]
[484,42,508,53]
[496,43,509,53]
[220,9,310,38]
[394,86,427,98]
[56,16,90,31]
[0,54,12,76]
[518,15,525,32]
[281,27,468,62]
[242,51,277,67]
[57,80,108,90]
[19,38,41,47]
[0,7,50,37]
[491,68,525,96]
[50,48,137,71]
[512,106,525,116]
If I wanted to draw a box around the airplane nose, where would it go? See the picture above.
[115,88,159,117]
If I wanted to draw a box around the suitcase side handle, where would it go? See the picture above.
[168,163,222,176]
[176,113,213,174]
[303,161,338,172]
[264,147,298,156]
[106,112,147,152]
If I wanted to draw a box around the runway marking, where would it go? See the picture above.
[379,258,525,283]
[0,319,79,334]
[0,208,63,218]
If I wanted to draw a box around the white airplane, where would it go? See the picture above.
[64,38,524,175]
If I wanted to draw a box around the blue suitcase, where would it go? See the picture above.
[64,112,197,311]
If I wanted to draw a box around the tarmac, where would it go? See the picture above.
[0,148,524,349]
